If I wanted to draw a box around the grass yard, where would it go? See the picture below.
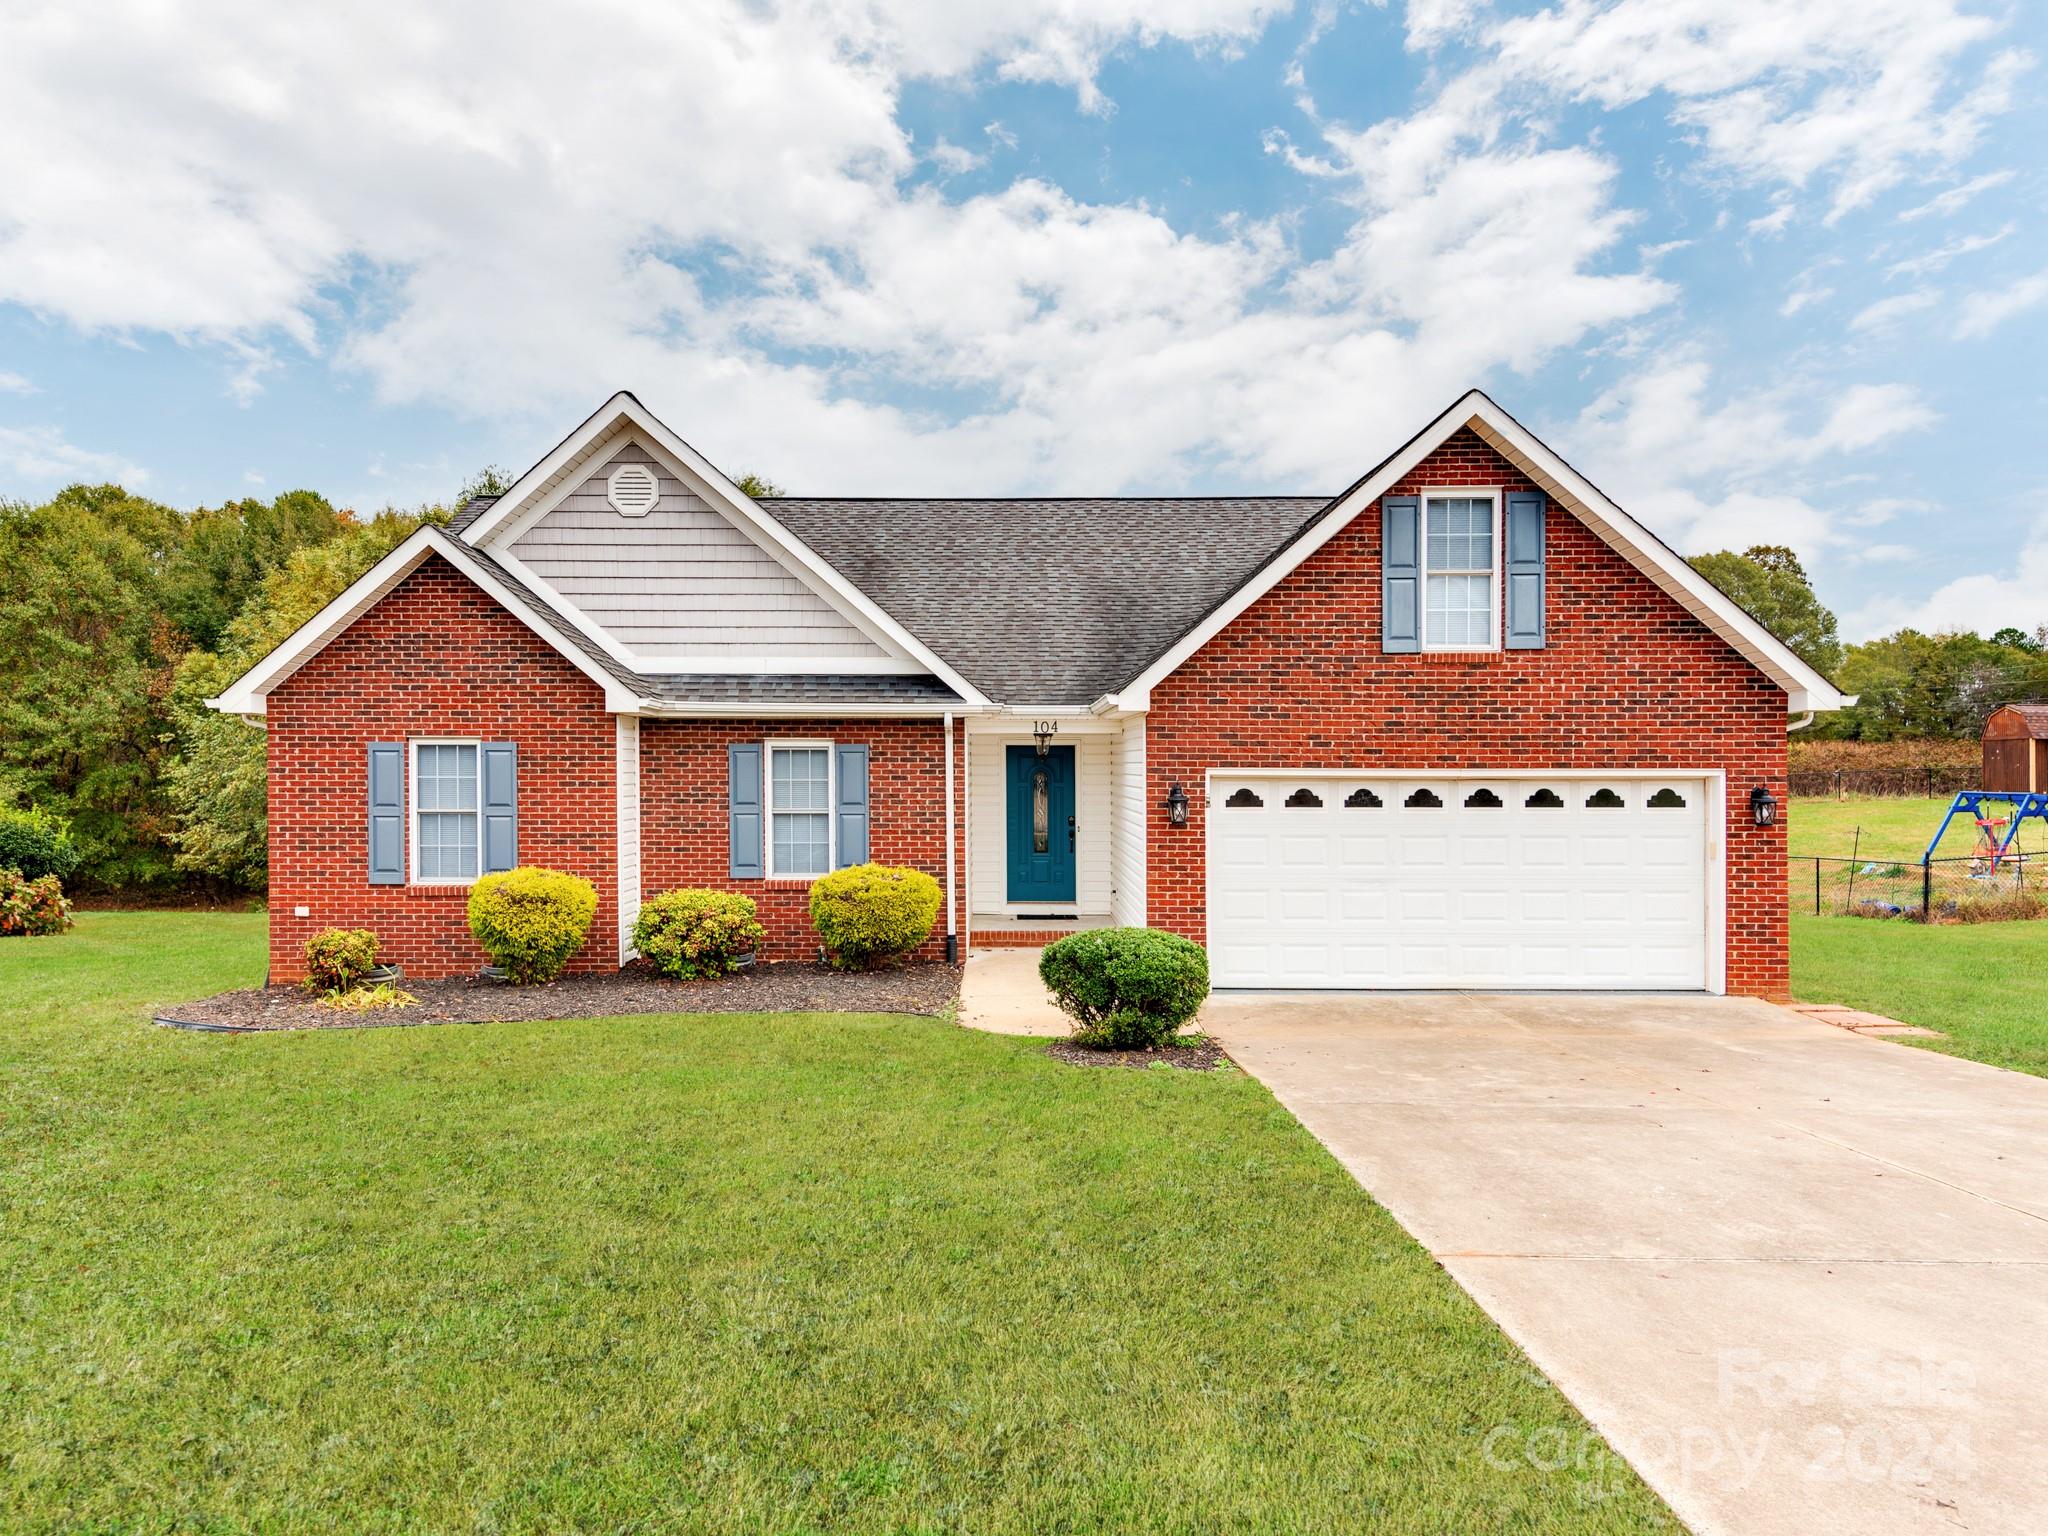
[0,914,1667,1534]
[1787,793,2048,861]
[1791,910,2048,1079]
[1786,794,2048,1079]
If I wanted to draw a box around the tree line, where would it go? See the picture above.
[0,486,2032,895]
[1686,545,2048,740]
[0,468,511,893]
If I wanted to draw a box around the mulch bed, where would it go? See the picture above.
[1044,1039,1231,1072]
[154,959,961,1033]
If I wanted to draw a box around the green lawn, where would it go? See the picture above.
[0,913,1666,1534]
[1787,793,2048,861]
[1791,910,2048,1078]
[1786,794,2048,1078]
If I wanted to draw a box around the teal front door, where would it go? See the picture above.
[1006,744,1077,903]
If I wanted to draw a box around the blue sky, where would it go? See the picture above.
[0,0,2041,640]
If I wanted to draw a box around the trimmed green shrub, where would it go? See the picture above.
[467,866,598,984]
[1039,927,1210,1050]
[808,862,941,970]
[633,889,765,980]
[0,870,73,937]
[0,804,81,884]
[303,927,382,994]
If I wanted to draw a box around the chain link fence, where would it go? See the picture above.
[1792,854,2039,920]
[1786,765,1982,799]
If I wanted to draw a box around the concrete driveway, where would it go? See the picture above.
[1205,992,2048,1536]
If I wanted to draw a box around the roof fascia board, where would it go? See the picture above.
[206,527,640,716]
[1116,391,1847,712]
[484,429,917,673]
[635,699,974,720]
[1116,392,1486,701]
[1462,398,1846,709]
[466,395,992,706]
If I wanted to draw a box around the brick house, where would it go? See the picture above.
[211,390,1847,995]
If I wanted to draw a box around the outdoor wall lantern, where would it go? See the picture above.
[1164,782,1191,827]
[1032,720,1058,757]
[1749,784,1778,827]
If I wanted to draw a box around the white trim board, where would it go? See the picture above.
[1115,391,1850,716]
[461,394,990,704]
[205,527,641,716]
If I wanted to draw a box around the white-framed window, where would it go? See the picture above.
[1422,490,1501,650]
[411,739,480,884]
[768,741,833,877]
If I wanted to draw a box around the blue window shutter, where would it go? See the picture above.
[481,742,518,873]
[729,743,763,879]
[367,742,405,885]
[1381,496,1421,653]
[835,743,870,868]
[1505,491,1547,650]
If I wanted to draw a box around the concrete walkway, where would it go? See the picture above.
[958,948,1070,1034]
[1206,991,2048,1536]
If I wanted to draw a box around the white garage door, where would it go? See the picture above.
[1209,775,1711,990]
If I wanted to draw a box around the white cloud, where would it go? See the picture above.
[0,0,2022,503]
[1855,542,1918,564]
[1899,168,2016,221]
[1884,223,2012,280]
[1565,356,1935,560]
[1848,289,1939,333]
[1955,268,2048,339]
[1780,277,1833,317]
[0,370,33,394]
[1747,200,1795,237]
[1845,518,2048,639]
[0,423,147,488]
[1482,1,2029,221]
[929,138,986,175]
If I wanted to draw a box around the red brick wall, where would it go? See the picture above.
[266,557,618,983]
[1143,428,1790,997]
[639,718,960,961]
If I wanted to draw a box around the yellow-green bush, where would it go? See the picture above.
[467,866,598,984]
[633,889,765,980]
[808,863,941,970]
[302,927,381,994]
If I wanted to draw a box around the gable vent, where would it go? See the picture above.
[606,463,660,517]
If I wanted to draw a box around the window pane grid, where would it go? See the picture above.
[414,743,480,881]
[770,746,832,875]
[1424,495,1495,648]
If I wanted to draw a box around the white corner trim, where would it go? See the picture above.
[204,526,641,716]
[1119,390,1848,712]
[461,394,992,706]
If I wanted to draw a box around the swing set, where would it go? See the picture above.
[1921,790,2048,874]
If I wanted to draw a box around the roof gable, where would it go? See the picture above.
[1112,391,1850,715]
[457,393,989,704]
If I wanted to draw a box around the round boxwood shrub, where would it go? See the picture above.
[1039,927,1210,1050]
[633,889,765,980]
[808,862,941,970]
[467,866,598,984]
[0,869,73,937]
[0,804,81,884]
[303,927,382,994]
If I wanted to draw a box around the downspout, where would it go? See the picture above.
[944,711,958,963]
[1787,711,1815,733]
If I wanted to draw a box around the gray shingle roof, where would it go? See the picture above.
[453,481,1345,703]
[766,496,1334,702]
